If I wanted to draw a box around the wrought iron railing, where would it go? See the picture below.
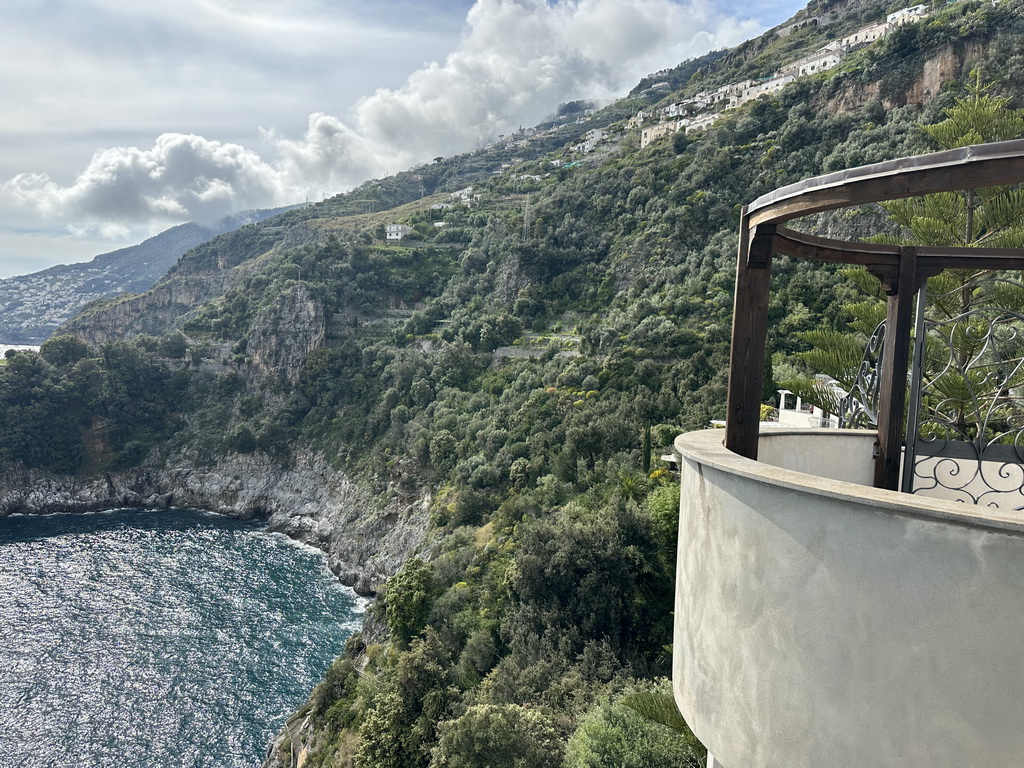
[903,273,1024,508]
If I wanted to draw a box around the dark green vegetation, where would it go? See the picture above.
[0,335,191,475]
[4,0,1024,765]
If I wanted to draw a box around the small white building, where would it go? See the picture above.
[888,4,929,25]
[572,129,607,153]
[737,74,796,105]
[385,224,412,241]
[684,112,724,134]
[664,101,690,118]
[797,50,844,77]
[451,186,480,204]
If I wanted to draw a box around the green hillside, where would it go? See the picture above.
[3,0,1024,765]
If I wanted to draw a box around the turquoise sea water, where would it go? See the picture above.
[0,508,363,768]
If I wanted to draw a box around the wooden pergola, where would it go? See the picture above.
[726,138,1024,490]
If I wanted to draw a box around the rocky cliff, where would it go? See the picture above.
[824,38,990,115]
[0,450,428,596]
[60,272,239,345]
[248,283,328,382]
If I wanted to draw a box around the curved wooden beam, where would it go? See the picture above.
[725,139,1024,482]
[748,138,1024,228]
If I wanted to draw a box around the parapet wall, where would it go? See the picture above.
[673,428,1024,768]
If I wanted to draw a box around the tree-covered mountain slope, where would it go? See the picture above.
[2,0,1024,765]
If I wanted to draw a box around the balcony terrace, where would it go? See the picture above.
[674,140,1024,767]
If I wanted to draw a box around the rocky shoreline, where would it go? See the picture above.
[0,450,429,596]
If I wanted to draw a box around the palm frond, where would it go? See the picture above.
[621,692,690,734]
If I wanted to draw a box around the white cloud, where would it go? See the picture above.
[343,0,761,174]
[4,134,282,231]
[2,0,762,238]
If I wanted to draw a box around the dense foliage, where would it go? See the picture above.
[4,1,1024,765]
[0,336,193,475]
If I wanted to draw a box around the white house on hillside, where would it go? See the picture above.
[451,186,480,204]
[738,74,796,105]
[888,4,928,24]
[385,224,412,241]
[572,129,607,154]
[684,112,725,134]
[781,44,845,78]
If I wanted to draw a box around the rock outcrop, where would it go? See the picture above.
[0,450,428,596]
[247,283,327,383]
[824,39,989,116]
[59,271,240,346]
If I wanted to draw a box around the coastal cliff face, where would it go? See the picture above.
[60,272,238,346]
[0,451,428,596]
[824,39,990,115]
[248,283,328,383]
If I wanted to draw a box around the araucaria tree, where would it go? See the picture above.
[791,75,1024,432]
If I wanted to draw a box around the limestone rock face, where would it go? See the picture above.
[824,40,989,116]
[0,451,427,596]
[247,283,327,383]
[60,273,236,345]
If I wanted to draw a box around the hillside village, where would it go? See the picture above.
[636,3,931,147]
[381,0,944,243]
[382,2,937,242]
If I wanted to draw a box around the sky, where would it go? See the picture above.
[0,0,808,279]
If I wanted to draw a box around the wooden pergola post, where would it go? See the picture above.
[872,247,918,490]
[725,215,776,460]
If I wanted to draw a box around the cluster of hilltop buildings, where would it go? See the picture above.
[636,3,930,148]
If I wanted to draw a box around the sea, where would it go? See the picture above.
[0,508,364,768]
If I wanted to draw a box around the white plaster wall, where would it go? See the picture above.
[758,429,875,486]
[774,408,821,428]
[673,429,1024,768]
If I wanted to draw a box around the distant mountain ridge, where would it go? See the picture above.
[0,206,297,344]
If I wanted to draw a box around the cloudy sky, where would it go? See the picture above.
[0,0,806,278]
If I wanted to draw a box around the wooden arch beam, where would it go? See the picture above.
[724,139,1024,487]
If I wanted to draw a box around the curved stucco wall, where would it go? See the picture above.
[673,429,1024,768]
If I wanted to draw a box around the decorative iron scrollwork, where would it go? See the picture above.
[907,274,1024,509]
[839,321,884,429]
